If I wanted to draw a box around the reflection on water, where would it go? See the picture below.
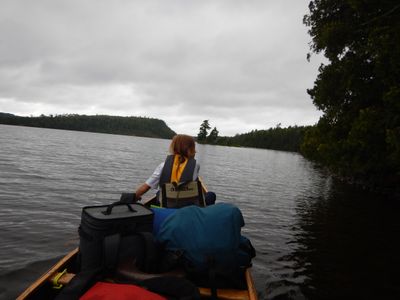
[289,182,400,300]
[0,125,399,300]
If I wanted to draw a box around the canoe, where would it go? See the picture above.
[17,247,257,300]
[17,179,258,300]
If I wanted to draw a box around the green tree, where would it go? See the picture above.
[207,127,219,143]
[197,120,211,142]
[302,1,400,189]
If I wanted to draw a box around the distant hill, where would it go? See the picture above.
[0,112,16,118]
[0,113,176,139]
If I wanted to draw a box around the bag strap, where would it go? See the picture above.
[103,233,121,272]
[54,268,102,300]
[207,256,218,300]
[103,231,158,274]
[137,231,158,273]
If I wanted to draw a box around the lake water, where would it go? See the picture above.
[0,124,399,300]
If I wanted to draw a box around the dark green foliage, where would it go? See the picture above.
[206,127,219,144]
[0,113,176,139]
[197,120,211,142]
[217,126,309,152]
[302,1,400,189]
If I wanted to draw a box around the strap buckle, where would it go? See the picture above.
[52,268,67,289]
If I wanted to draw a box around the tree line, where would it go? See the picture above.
[218,126,309,152]
[196,120,308,152]
[0,113,176,139]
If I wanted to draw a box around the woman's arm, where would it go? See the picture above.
[135,162,164,200]
[135,183,151,200]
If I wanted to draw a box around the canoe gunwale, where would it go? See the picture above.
[16,248,79,300]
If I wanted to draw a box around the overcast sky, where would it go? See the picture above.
[0,0,324,136]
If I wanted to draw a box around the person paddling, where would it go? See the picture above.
[135,134,215,206]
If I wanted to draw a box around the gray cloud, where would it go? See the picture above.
[0,0,323,136]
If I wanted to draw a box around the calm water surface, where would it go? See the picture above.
[0,125,399,300]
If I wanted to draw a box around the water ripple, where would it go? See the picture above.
[1,125,400,299]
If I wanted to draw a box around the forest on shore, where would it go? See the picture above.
[198,1,400,194]
[0,113,176,139]
[196,120,308,152]
[217,126,308,152]
[301,0,399,193]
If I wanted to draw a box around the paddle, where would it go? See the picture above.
[198,176,208,193]
[141,195,158,207]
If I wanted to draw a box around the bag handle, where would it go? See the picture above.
[119,192,137,204]
[102,203,136,215]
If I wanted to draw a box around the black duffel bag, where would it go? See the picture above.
[78,201,154,273]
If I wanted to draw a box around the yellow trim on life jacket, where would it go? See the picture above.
[171,155,188,183]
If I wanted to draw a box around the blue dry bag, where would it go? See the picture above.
[156,203,255,272]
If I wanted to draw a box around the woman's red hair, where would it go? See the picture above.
[169,134,196,159]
